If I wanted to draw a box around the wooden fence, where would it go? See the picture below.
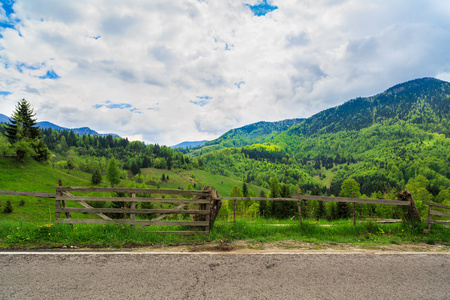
[3,186,448,234]
[54,186,216,235]
[423,201,450,232]
[217,187,412,227]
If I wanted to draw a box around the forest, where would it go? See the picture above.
[1,78,450,221]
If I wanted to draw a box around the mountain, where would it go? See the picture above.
[203,118,305,148]
[193,77,450,202]
[0,114,119,138]
[287,77,450,136]
[171,140,208,148]
[0,113,9,124]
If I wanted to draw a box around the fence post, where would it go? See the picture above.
[297,186,302,226]
[234,186,237,225]
[352,192,356,227]
[130,193,136,228]
[58,180,71,219]
[55,187,61,222]
[426,204,432,233]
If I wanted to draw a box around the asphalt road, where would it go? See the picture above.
[1,252,449,299]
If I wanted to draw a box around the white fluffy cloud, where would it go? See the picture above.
[1,0,449,145]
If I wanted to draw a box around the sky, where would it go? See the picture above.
[1,0,450,146]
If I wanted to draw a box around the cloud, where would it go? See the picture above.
[0,0,449,145]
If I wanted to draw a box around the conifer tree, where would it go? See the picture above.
[91,169,102,185]
[5,99,40,142]
[4,99,50,162]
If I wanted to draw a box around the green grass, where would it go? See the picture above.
[141,167,267,197]
[0,218,448,249]
[1,158,449,249]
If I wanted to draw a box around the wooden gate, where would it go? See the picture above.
[55,186,216,235]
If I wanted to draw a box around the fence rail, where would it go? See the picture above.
[54,186,215,235]
[1,185,427,233]
[0,190,55,198]
[216,189,412,227]
[423,201,450,232]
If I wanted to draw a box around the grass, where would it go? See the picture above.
[0,218,448,249]
[141,167,267,197]
[1,158,448,249]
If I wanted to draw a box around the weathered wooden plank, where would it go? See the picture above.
[56,187,209,196]
[57,219,209,226]
[153,204,188,221]
[423,201,450,210]
[55,196,210,204]
[427,205,432,232]
[423,220,450,225]
[130,193,136,223]
[140,203,189,231]
[55,198,61,220]
[0,190,55,198]
[56,208,209,214]
[291,195,410,206]
[217,197,296,201]
[216,195,410,206]
[430,210,450,217]
[63,191,112,221]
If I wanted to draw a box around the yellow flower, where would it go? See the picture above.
[48,233,51,235]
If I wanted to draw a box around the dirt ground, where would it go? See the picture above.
[63,240,450,253]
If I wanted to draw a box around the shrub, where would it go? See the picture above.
[3,200,13,214]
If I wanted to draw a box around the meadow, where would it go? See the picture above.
[1,158,448,249]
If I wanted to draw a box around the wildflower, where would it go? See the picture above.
[48,233,51,235]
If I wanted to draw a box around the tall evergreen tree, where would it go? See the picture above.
[242,181,249,197]
[4,99,50,161]
[5,99,41,142]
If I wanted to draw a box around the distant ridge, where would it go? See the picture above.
[0,113,119,138]
[0,113,9,124]
[171,140,208,148]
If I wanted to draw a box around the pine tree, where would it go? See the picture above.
[5,99,40,142]
[3,200,13,214]
[91,169,102,185]
[242,181,249,197]
[4,99,50,162]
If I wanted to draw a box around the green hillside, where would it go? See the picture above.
[182,118,305,156]
[1,77,450,222]
[189,78,450,217]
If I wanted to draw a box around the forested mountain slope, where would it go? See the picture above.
[192,78,450,213]
[203,118,305,149]
[287,77,450,136]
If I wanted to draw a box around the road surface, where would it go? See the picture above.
[1,251,449,299]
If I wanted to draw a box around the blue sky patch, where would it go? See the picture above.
[235,81,245,88]
[246,0,278,17]
[0,91,11,96]
[1,0,15,17]
[16,62,44,73]
[190,96,212,107]
[93,100,141,113]
[0,0,17,29]
[39,69,60,79]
